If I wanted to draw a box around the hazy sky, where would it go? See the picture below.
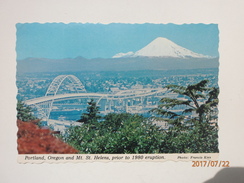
[16,23,219,60]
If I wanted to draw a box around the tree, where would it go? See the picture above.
[77,99,101,124]
[151,80,218,122]
[17,100,37,122]
[64,113,165,154]
[150,80,219,153]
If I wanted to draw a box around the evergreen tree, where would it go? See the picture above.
[17,100,36,122]
[151,79,219,153]
[77,99,101,124]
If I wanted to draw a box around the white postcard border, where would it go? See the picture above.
[18,153,219,163]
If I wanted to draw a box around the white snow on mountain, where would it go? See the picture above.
[112,51,134,58]
[112,37,211,59]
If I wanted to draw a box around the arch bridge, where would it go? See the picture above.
[25,75,168,122]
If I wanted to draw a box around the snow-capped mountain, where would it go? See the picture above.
[113,37,211,59]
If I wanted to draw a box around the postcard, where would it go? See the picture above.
[16,23,219,163]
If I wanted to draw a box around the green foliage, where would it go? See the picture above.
[77,99,101,124]
[150,79,219,153]
[64,113,166,154]
[17,100,36,122]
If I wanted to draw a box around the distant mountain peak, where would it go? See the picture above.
[113,37,211,59]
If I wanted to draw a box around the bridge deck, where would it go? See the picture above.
[25,88,167,105]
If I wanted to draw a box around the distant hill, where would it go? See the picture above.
[17,57,219,73]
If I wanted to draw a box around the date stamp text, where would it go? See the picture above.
[192,161,230,167]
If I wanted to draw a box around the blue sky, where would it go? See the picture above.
[16,23,219,60]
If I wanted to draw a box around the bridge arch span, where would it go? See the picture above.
[31,75,86,121]
[45,75,86,96]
